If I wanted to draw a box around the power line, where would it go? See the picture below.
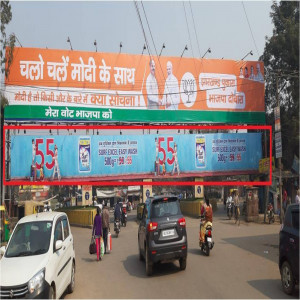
[242,1,260,58]
[189,1,202,58]
[182,1,198,75]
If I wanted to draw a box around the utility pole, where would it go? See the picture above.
[276,74,283,224]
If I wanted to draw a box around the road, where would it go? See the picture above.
[64,203,298,299]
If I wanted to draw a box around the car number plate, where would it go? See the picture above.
[162,229,175,237]
[207,237,212,242]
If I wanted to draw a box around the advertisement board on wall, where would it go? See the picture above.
[4,47,265,124]
[10,133,262,180]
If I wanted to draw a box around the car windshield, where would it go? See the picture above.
[5,221,52,258]
[151,198,180,218]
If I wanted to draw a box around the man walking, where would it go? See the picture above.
[102,203,110,254]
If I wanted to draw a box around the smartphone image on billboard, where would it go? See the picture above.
[79,137,91,172]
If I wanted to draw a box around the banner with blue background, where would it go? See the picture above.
[10,133,262,179]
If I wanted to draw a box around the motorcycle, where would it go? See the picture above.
[227,202,233,220]
[267,203,275,224]
[121,205,127,227]
[114,219,121,237]
[199,217,214,256]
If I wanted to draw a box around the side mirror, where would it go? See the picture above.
[55,240,63,251]
[0,246,6,255]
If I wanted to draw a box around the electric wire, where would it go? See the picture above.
[242,1,260,58]
[182,1,198,75]
[189,1,202,58]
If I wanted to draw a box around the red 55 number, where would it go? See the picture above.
[35,138,55,170]
[158,137,175,165]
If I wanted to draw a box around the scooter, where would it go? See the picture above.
[199,219,214,256]
[114,219,121,237]
[227,202,233,220]
[121,205,127,227]
[267,203,275,224]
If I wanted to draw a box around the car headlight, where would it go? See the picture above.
[28,268,45,294]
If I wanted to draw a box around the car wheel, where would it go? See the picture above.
[179,257,187,270]
[138,242,144,261]
[281,261,295,295]
[49,285,55,299]
[145,247,153,276]
[67,261,75,294]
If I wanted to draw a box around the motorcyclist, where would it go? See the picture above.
[114,201,121,222]
[121,199,127,225]
[199,198,213,244]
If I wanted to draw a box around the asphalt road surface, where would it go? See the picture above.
[64,203,299,299]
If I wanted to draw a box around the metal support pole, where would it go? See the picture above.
[276,75,283,224]
[263,130,269,223]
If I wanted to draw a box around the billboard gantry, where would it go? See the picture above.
[4,47,265,124]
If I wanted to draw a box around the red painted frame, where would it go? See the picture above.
[3,125,272,186]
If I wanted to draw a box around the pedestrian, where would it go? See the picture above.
[92,207,103,261]
[295,188,300,204]
[283,188,288,213]
[102,203,110,254]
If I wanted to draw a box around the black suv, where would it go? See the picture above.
[138,195,187,276]
[279,203,299,295]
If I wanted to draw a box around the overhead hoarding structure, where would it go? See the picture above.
[4,47,265,124]
[3,47,267,186]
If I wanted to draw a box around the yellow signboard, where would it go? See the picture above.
[259,157,275,174]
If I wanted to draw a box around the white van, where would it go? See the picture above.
[0,212,75,299]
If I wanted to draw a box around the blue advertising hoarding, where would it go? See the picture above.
[10,133,262,179]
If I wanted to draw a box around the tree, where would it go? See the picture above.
[260,1,299,169]
[1,1,14,204]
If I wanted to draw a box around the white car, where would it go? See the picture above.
[0,212,75,299]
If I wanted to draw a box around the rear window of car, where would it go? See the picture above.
[151,197,180,218]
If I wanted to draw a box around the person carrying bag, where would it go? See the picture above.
[92,207,103,261]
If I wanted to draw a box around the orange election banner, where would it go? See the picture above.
[5,47,265,112]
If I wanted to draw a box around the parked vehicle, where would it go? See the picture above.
[267,203,275,224]
[114,219,121,237]
[138,195,187,276]
[199,217,214,256]
[279,203,299,295]
[0,212,75,299]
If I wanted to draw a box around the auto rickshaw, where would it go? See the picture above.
[0,205,10,243]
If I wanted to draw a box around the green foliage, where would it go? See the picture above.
[261,1,299,168]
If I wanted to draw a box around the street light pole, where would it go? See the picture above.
[276,74,283,224]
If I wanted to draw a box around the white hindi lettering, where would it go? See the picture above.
[113,67,135,85]
[71,57,96,82]
[20,54,44,80]
[47,56,69,82]
[102,109,112,119]
[99,59,111,83]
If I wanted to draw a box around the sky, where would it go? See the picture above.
[5,0,274,62]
